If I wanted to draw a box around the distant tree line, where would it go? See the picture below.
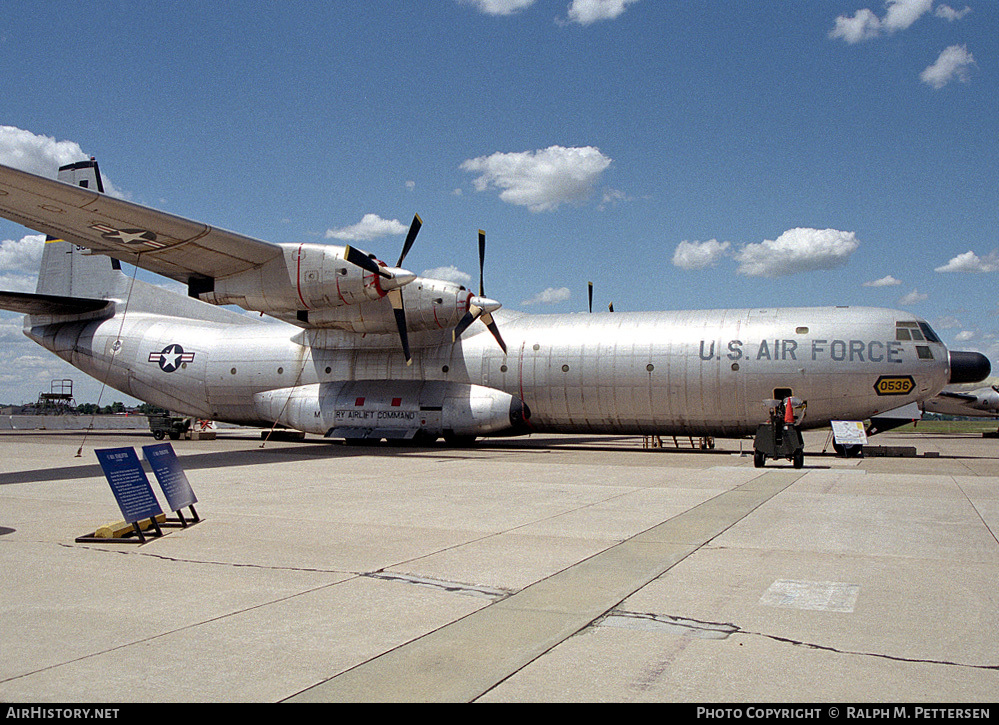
[74,402,169,416]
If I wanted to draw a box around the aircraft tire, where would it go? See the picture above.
[793,450,804,469]
[754,450,766,468]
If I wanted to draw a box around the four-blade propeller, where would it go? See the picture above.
[342,214,422,365]
[452,230,507,354]
[342,217,508,363]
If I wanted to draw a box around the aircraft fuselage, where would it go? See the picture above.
[26,304,951,439]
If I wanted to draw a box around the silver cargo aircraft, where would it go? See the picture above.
[0,160,990,458]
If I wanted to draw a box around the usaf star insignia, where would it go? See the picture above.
[91,223,166,248]
[148,344,195,373]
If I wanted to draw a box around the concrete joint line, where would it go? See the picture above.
[286,469,804,703]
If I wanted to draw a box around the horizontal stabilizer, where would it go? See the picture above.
[0,290,111,316]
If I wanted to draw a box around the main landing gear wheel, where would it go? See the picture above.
[754,450,766,468]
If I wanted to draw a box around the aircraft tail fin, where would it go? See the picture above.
[57,158,106,193]
[25,159,255,325]
[34,159,125,300]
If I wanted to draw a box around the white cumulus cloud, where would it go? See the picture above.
[829,0,934,43]
[567,0,640,25]
[0,234,45,293]
[899,289,929,305]
[461,145,613,212]
[935,4,971,21]
[460,0,535,16]
[882,0,934,32]
[521,286,571,306]
[0,125,89,177]
[0,125,124,197]
[325,214,409,242]
[863,274,902,287]
[0,273,37,294]
[734,228,860,278]
[0,234,45,273]
[422,265,473,285]
[934,250,999,273]
[830,8,883,43]
[672,239,731,271]
[920,44,976,89]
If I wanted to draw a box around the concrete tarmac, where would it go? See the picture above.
[1,428,997,703]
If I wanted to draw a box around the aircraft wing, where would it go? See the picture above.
[934,391,978,402]
[0,163,282,285]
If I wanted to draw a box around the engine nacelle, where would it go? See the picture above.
[196,243,381,311]
[254,380,531,441]
[194,243,473,334]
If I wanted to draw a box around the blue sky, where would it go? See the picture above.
[1,0,996,404]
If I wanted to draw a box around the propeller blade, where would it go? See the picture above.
[481,312,507,354]
[588,281,593,313]
[396,214,422,268]
[452,303,482,343]
[477,230,486,297]
[344,245,391,279]
[387,288,412,366]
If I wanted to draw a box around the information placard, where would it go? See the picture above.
[831,420,868,446]
[141,442,198,512]
[95,447,164,524]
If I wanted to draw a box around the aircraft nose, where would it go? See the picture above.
[949,350,991,384]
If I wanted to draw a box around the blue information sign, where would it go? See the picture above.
[95,447,164,524]
[141,443,198,512]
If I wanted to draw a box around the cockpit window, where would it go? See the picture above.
[896,321,942,343]
[918,322,941,343]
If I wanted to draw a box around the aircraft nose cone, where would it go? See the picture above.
[949,350,991,384]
